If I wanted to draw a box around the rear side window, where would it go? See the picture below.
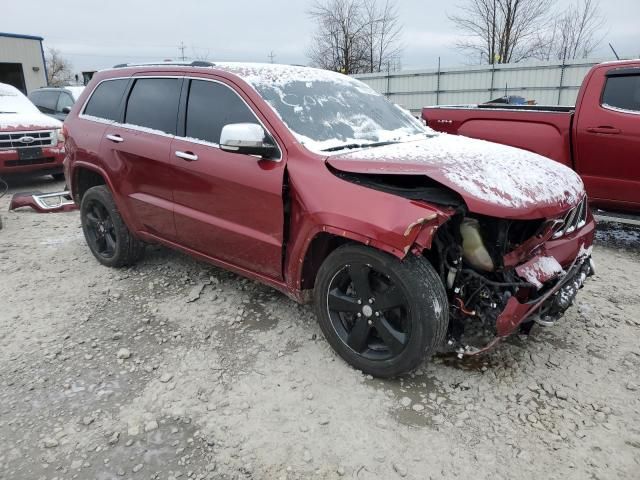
[185,80,256,144]
[125,78,181,135]
[602,75,640,112]
[84,79,128,121]
[30,90,59,113]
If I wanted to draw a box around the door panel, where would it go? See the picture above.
[103,127,177,239]
[575,71,640,209]
[170,78,285,279]
[171,138,285,279]
[99,77,183,240]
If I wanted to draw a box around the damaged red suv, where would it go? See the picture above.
[64,62,595,377]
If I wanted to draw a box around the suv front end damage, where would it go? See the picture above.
[427,197,596,356]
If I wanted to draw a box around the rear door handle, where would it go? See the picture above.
[106,134,124,143]
[175,150,198,161]
[586,126,621,134]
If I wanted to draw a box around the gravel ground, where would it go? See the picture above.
[1,175,639,480]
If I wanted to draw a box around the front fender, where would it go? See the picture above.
[285,205,450,292]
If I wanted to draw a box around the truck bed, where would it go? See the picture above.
[422,105,574,166]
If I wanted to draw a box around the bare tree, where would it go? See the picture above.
[307,0,403,74]
[362,0,403,73]
[552,0,605,60]
[45,48,73,86]
[450,0,553,64]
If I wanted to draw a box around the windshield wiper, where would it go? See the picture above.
[321,140,399,152]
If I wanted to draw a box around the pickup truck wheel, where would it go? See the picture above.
[80,185,144,268]
[314,244,448,378]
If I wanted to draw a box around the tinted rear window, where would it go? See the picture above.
[125,78,181,135]
[84,79,128,121]
[185,80,256,144]
[602,75,640,112]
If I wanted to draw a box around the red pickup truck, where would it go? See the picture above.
[423,60,640,213]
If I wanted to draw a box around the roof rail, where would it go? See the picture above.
[112,60,216,68]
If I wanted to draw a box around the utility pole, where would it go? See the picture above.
[178,41,186,61]
[268,51,276,64]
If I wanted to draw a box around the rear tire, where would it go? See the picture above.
[314,244,448,378]
[80,185,144,267]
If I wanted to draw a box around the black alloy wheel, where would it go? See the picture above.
[314,244,449,378]
[84,199,117,259]
[327,262,411,360]
[80,185,144,268]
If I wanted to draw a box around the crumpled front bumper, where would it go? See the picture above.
[462,214,596,356]
[8,191,77,213]
[495,253,594,337]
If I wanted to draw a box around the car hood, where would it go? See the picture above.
[0,113,62,132]
[326,134,585,219]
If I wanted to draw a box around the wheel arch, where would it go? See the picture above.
[72,163,109,203]
[293,224,437,293]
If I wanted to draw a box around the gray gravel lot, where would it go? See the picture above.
[1,175,639,480]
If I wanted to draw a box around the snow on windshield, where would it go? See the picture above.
[216,63,428,153]
[0,83,61,129]
[0,83,40,115]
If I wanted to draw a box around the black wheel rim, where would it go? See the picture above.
[84,200,117,259]
[326,262,411,361]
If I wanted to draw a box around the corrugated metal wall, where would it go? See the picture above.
[0,36,47,93]
[353,58,610,114]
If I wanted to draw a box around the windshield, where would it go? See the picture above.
[220,64,429,153]
[0,83,40,114]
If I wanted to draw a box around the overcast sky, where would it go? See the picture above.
[1,0,638,74]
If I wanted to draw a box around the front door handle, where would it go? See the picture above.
[175,150,198,161]
[106,134,124,143]
[586,126,621,134]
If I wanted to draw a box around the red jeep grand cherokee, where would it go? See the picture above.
[0,83,65,179]
[64,62,595,377]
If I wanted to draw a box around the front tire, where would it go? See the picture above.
[314,244,448,378]
[80,185,144,267]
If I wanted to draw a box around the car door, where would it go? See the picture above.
[574,67,640,209]
[170,77,286,279]
[101,76,183,241]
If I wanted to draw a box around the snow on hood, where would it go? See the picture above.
[65,86,85,101]
[328,134,585,219]
[0,82,62,130]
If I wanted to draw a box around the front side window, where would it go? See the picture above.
[57,92,74,112]
[185,80,256,144]
[84,79,128,121]
[125,78,182,135]
[602,74,640,113]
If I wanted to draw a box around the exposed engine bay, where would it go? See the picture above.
[430,211,594,356]
[331,168,595,356]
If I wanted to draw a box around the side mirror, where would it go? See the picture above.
[220,123,278,159]
[62,106,72,114]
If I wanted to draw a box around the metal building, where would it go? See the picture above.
[353,58,612,115]
[0,32,47,95]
